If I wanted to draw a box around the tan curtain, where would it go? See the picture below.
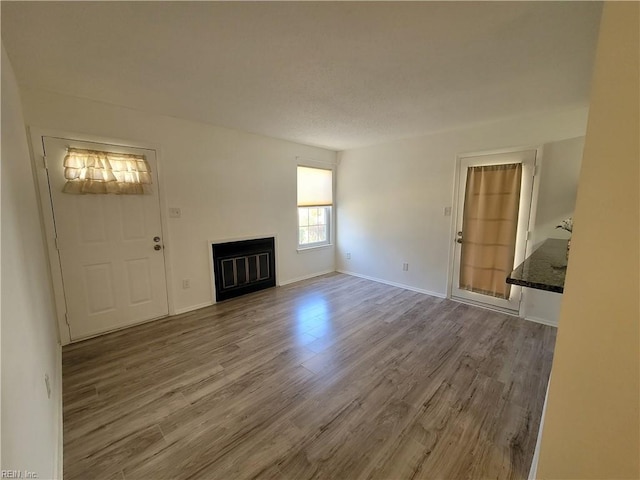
[297,166,333,207]
[63,148,152,194]
[460,163,522,299]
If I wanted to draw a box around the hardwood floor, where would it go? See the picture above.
[62,273,556,480]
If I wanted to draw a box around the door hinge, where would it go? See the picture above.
[64,312,70,326]
[42,155,48,169]
[54,236,60,250]
[533,165,539,177]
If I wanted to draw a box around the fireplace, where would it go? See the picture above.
[211,237,276,301]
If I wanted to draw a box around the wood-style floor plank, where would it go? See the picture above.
[62,273,556,480]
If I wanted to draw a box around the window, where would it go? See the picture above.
[63,148,152,194]
[297,166,333,248]
[298,206,330,247]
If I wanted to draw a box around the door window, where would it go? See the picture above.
[459,163,522,299]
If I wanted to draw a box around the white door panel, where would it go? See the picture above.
[44,137,168,340]
[120,196,147,240]
[82,262,117,314]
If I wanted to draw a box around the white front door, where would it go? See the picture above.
[43,137,168,340]
[451,149,536,313]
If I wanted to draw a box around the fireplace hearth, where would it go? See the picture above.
[211,237,276,301]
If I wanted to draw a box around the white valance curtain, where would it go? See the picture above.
[297,166,333,207]
[63,148,152,194]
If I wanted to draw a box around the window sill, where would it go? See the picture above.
[296,244,334,254]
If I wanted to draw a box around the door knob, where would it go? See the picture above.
[153,236,161,243]
[456,238,463,244]
[154,244,162,251]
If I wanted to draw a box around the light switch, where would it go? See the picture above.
[444,207,452,216]
[169,207,182,218]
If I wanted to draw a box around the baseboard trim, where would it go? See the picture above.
[55,343,63,480]
[528,377,552,479]
[450,295,520,317]
[174,301,215,316]
[278,269,336,286]
[337,270,446,299]
[524,315,559,328]
[174,271,338,313]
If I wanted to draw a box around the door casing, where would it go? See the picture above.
[447,145,542,315]
[29,128,175,345]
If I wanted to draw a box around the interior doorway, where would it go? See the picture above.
[451,148,537,313]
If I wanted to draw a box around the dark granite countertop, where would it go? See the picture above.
[506,238,568,293]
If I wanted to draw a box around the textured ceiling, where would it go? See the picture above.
[1,2,602,150]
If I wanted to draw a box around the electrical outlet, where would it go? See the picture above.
[403,263,409,271]
[346,252,351,260]
[182,279,190,289]
[169,207,182,218]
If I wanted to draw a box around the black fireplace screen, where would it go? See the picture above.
[212,237,276,301]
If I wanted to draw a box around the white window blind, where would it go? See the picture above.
[63,148,152,195]
[297,166,333,207]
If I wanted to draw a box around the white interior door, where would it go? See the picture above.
[451,149,536,313]
[43,137,168,340]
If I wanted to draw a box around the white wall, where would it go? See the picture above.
[337,107,589,299]
[20,88,337,321]
[522,136,584,326]
[532,137,584,244]
[538,2,639,477]
[1,45,61,479]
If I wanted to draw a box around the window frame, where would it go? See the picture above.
[296,163,335,251]
[297,205,332,250]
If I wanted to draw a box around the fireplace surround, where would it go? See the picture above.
[211,237,276,301]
